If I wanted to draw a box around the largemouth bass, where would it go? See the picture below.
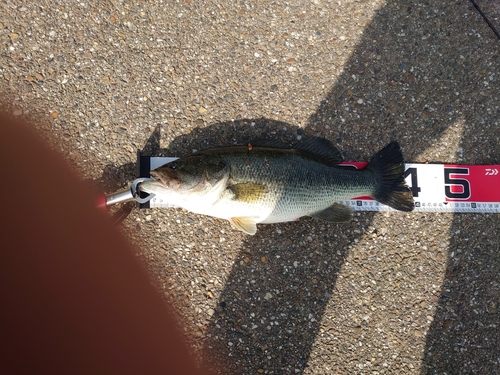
[139,138,414,235]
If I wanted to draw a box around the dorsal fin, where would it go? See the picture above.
[250,139,292,149]
[295,137,343,166]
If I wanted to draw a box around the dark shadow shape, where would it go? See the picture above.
[306,1,500,374]
[113,117,378,373]
[422,214,500,374]
[199,1,500,373]
[107,0,499,372]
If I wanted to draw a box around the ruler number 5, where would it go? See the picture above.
[444,168,471,199]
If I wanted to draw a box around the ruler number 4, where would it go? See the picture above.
[404,167,421,198]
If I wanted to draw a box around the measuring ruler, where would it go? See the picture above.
[137,155,500,213]
[338,162,499,213]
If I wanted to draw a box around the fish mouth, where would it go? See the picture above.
[149,170,160,180]
[150,170,181,189]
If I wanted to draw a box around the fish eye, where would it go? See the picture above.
[169,161,179,169]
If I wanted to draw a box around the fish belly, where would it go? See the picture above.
[209,198,275,223]
[261,182,372,223]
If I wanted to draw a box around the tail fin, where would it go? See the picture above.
[367,142,414,212]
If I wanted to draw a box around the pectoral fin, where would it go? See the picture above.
[229,182,268,203]
[310,203,353,222]
[229,217,258,235]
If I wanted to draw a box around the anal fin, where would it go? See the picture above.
[229,217,258,235]
[309,203,352,222]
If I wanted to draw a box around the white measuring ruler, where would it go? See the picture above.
[137,155,500,213]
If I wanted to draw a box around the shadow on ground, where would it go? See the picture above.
[106,0,499,373]
[133,118,377,374]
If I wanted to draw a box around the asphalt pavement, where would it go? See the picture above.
[1,0,499,373]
